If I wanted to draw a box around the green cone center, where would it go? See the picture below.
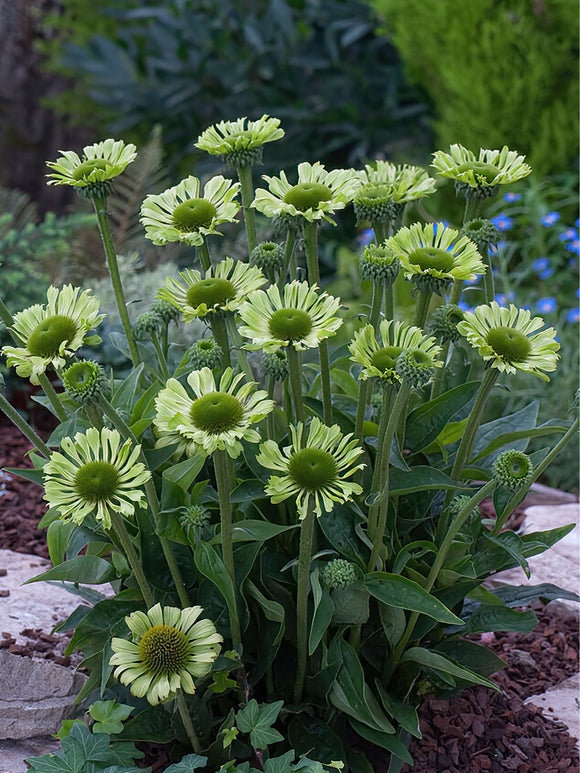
[407,349,432,367]
[371,345,402,372]
[27,314,79,358]
[63,362,98,392]
[138,624,190,675]
[284,182,333,211]
[409,247,455,274]
[455,161,499,184]
[189,392,244,434]
[288,448,339,491]
[186,278,236,309]
[269,308,313,341]
[74,460,120,502]
[486,326,531,362]
[172,198,217,231]
[357,184,391,202]
[72,159,109,180]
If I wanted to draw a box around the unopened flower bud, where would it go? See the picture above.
[396,349,435,389]
[62,360,106,405]
[322,558,358,589]
[188,338,223,370]
[492,450,534,490]
[261,350,288,381]
[250,241,286,275]
[360,244,400,287]
[430,304,465,343]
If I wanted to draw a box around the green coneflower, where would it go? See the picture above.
[2,285,104,385]
[195,114,284,167]
[261,350,288,382]
[249,241,286,276]
[461,219,501,252]
[432,144,531,198]
[134,311,163,340]
[61,360,106,405]
[252,162,361,224]
[349,320,442,385]
[42,428,151,530]
[140,175,240,246]
[238,280,342,353]
[256,417,364,519]
[46,139,137,198]
[154,367,274,459]
[110,603,222,706]
[457,302,560,381]
[429,304,465,344]
[354,161,436,225]
[157,258,266,322]
[187,338,223,370]
[492,450,534,491]
[383,222,485,295]
[149,299,181,326]
[359,244,400,287]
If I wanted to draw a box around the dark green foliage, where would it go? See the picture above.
[38,0,431,175]
[368,0,579,174]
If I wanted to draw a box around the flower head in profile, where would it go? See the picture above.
[252,162,361,224]
[238,280,343,353]
[196,114,284,167]
[157,258,266,322]
[349,320,442,385]
[359,244,400,287]
[383,222,485,295]
[140,175,240,246]
[257,417,364,519]
[2,285,104,384]
[110,603,222,706]
[46,139,137,198]
[457,302,560,381]
[354,161,436,225]
[154,367,274,458]
[432,144,531,198]
[43,428,151,530]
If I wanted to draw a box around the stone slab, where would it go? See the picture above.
[526,673,580,745]
[0,736,60,773]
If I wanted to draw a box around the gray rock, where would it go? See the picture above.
[0,736,60,773]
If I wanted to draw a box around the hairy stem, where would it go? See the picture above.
[286,345,304,424]
[109,510,155,607]
[294,503,316,703]
[214,449,241,648]
[237,165,257,254]
[0,391,51,457]
[176,691,203,753]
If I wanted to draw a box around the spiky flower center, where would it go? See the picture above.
[409,247,455,274]
[189,392,244,434]
[27,315,79,357]
[186,278,236,309]
[284,183,333,211]
[371,345,402,372]
[454,161,499,184]
[74,460,120,502]
[486,327,531,362]
[138,624,190,675]
[62,362,99,392]
[172,199,217,231]
[269,308,313,341]
[288,448,339,491]
[406,349,432,367]
[357,184,391,202]
[71,159,109,180]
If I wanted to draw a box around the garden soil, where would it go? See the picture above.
[0,416,578,773]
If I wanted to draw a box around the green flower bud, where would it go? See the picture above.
[261,350,288,381]
[150,299,181,326]
[188,338,223,370]
[492,450,534,490]
[223,146,264,168]
[396,349,435,389]
[134,312,162,340]
[455,180,500,201]
[62,360,106,405]
[354,184,402,226]
[179,504,210,538]
[430,304,465,343]
[360,244,400,287]
[249,241,286,275]
[76,180,113,200]
[322,558,358,589]
[461,218,500,252]
[412,273,452,297]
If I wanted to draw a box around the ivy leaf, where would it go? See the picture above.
[236,699,284,750]
[164,753,208,772]
[89,700,133,735]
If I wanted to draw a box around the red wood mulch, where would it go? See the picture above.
[0,409,578,772]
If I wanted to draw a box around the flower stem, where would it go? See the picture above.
[412,289,432,328]
[354,379,370,442]
[0,297,16,333]
[0,391,51,457]
[463,197,479,224]
[237,165,257,254]
[367,383,410,571]
[150,331,170,381]
[214,448,241,648]
[109,510,155,607]
[98,396,190,607]
[198,241,211,272]
[373,222,387,244]
[302,221,320,284]
[370,284,383,330]
[318,340,333,425]
[211,315,231,369]
[286,345,304,424]
[92,197,140,367]
[481,243,495,303]
[294,502,316,704]
[37,372,68,422]
[278,230,297,289]
[450,368,498,481]
[383,479,496,683]
[176,691,202,753]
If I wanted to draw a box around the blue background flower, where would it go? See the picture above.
[491,214,513,231]
[536,297,556,314]
[540,211,560,226]
[503,192,522,202]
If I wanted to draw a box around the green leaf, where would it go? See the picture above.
[164,754,208,773]
[4,465,45,486]
[388,466,468,496]
[492,582,580,607]
[118,707,174,744]
[245,580,285,679]
[61,723,111,768]
[364,573,464,625]
[47,520,74,566]
[162,453,206,495]
[485,532,530,577]
[194,542,237,624]
[471,421,569,464]
[461,604,538,634]
[110,362,145,413]
[24,556,116,585]
[400,647,500,691]
[288,716,346,763]
[435,640,506,677]
[263,752,294,773]
[331,586,370,625]
[217,520,298,544]
[309,568,335,654]
[379,604,406,648]
[318,503,369,564]
[230,479,266,502]
[405,382,479,453]
[89,700,133,735]
[471,402,538,461]
[236,699,284,750]
[348,719,413,765]
[374,680,421,738]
